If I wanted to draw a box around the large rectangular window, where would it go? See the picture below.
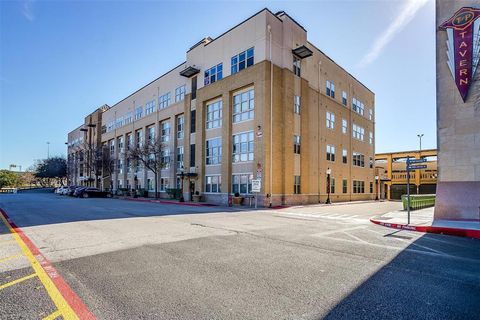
[190,110,196,133]
[353,124,365,141]
[147,126,155,143]
[369,131,373,145]
[343,149,348,164]
[175,85,186,102]
[294,95,301,114]
[135,106,143,120]
[352,98,365,115]
[294,175,301,194]
[342,91,347,106]
[135,130,143,147]
[176,146,184,169]
[205,138,222,165]
[204,63,222,85]
[205,175,221,193]
[293,56,301,76]
[343,179,348,193]
[177,115,184,139]
[145,100,156,115]
[342,119,348,134]
[352,152,365,167]
[326,80,335,98]
[326,145,335,161]
[231,47,254,75]
[161,121,170,142]
[190,144,195,167]
[160,178,170,191]
[159,92,171,109]
[206,100,222,129]
[326,111,335,129]
[232,131,254,163]
[369,108,373,121]
[233,89,254,122]
[161,148,170,169]
[232,174,253,194]
[293,135,301,154]
[353,180,365,193]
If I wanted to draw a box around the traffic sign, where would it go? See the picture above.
[408,164,427,170]
[251,180,261,193]
[407,158,427,164]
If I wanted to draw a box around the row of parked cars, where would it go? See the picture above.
[55,186,111,198]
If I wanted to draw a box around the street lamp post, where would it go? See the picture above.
[417,134,424,151]
[375,175,379,200]
[46,142,50,158]
[326,168,331,204]
[179,169,185,202]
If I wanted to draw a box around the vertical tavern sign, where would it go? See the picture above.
[439,7,480,102]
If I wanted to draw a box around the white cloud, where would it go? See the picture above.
[358,0,429,68]
[22,0,35,21]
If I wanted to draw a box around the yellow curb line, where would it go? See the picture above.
[0,214,79,320]
[0,273,37,290]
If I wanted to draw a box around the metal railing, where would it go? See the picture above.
[401,194,435,211]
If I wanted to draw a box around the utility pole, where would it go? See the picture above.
[47,142,50,158]
[417,134,424,151]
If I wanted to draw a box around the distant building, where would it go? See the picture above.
[375,149,437,200]
[67,9,375,205]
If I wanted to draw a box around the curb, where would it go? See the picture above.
[370,218,480,239]
[118,197,218,207]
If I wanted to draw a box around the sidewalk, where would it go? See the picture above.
[116,196,219,207]
[370,207,480,239]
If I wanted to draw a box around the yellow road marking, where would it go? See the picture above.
[0,273,37,290]
[0,253,23,264]
[0,214,79,320]
[43,310,62,320]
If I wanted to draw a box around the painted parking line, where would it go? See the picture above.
[0,273,37,290]
[0,253,23,264]
[43,310,63,320]
[0,207,95,320]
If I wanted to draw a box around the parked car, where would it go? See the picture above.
[73,187,87,197]
[76,187,111,198]
[66,186,79,196]
[54,187,64,194]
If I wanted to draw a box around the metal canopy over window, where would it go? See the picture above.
[180,66,200,78]
[292,45,313,59]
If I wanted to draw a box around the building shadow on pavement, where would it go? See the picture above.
[322,232,480,320]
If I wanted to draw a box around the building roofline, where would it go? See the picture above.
[307,41,374,95]
[275,11,307,32]
[109,61,186,109]
[68,124,85,136]
[375,148,437,157]
[188,8,282,53]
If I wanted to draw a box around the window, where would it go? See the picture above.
[115,117,124,128]
[159,92,171,109]
[342,149,348,164]
[353,180,365,193]
[342,119,348,134]
[294,135,301,154]
[135,106,143,120]
[177,146,184,169]
[326,111,335,129]
[190,144,195,167]
[204,63,223,85]
[369,108,373,121]
[145,100,156,115]
[294,175,301,194]
[190,110,196,133]
[330,178,335,194]
[352,98,365,115]
[147,126,155,143]
[206,138,222,165]
[177,115,184,139]
[118,159,124,174]
[326,145,335,161]
[342,91,347,106]
[147,179,153,191]
[160,178,169,191]
[353,152,365,167]
[109,140,115,156]
[326,80,335,98]
[232,131,254,162]
[370,182,374,193]
[232,174,253,194]
[124,112,133,125]
[233,89,254,122]
[369,157,374,169]
[353,124,365,141]
[161,121,170,142]
[205,175,222,193]
[369,131,373,144]
[206,100,222,129]
[175,85,186,102]
[160,148,170,169]
[126,133,133,151]
[191,76,197,100]
[231,47,254,75]
[343,179,348,193]
[127,159,132,173]
[117,136,124,153]
[294,95,301,114]
[293,56,301,76]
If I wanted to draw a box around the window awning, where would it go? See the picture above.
[292,45,313,59]
[180,66,200,78]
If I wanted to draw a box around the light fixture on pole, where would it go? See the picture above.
[326,167,331,204]
[417,134,424,151]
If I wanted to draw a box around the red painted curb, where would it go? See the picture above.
[370,218,480,239]
[0,208,95,320]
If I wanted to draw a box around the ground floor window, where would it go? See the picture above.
[147,178,154,191]
[232,174,253,194]
[160,178,169,191]
[369,182,373,193]
[205,175,222,193]
[294,175,301,194]
[342,179,348,193]
[353,180,365,193]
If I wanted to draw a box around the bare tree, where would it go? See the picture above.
[100,145,116,191]
[127,136,169,198]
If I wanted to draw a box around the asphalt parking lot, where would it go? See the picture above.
[0,192,479,319]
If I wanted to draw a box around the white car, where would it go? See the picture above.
[55,187,67,195]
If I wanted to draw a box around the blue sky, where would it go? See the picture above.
[0,0,436,170]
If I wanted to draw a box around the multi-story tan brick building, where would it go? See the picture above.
[67,9,375,206]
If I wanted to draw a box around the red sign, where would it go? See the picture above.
[439,7,480,102]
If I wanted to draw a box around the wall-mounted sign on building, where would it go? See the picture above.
[439,7,480,101]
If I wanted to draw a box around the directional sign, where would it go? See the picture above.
[408,165,427,170]
[407,158,427,164]
[251,180,261,193]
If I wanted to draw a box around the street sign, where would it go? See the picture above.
[407,158,427,164]
[408,164,427,170]
[251,180,261,193]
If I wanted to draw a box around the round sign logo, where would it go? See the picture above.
[452,11,474,27]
